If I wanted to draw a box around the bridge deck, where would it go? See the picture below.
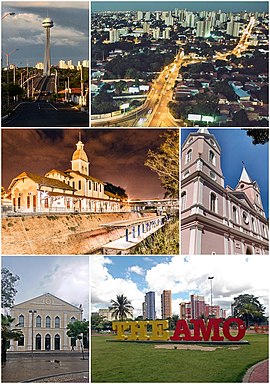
[100,215,165,228]
[102,222,164,252]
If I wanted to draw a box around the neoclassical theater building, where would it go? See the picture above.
[10,293,83,351]
[181,129,269,255]
[7,139,126,214]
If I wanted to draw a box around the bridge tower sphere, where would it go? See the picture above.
[42,17,54,76]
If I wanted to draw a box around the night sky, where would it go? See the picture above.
[92,1,268,13]
[2,128,170,200]
[181,128,269,218]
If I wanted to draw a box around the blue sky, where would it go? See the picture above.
[2,256,89,318]
[91,255,269,318]
[181,128,269,218]
[92,1,268,13]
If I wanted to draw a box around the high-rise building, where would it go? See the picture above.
[59,60,67,69]
[137,11,143,20]
[161,290,172,319]
[152,27,160,40]
[185,12,195,28]
[227,19,241,37]
[145,11,151,21]
[143,22,150,34]
[196,19,211,38]
[162,27,171,39]
[179,302,192,320]
[109,28,120,43]
[144,291,156,320]
[181,129,269,254]
[190,294,205,319]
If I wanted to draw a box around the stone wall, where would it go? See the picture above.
[2,212,156,255]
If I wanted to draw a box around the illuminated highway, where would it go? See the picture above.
[91,17,256,128]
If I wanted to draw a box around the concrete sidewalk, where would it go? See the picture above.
[243,359,269,383]
[2,352,89,383]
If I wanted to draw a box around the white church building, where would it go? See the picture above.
[181,128,269,255]
[7,140,126,214]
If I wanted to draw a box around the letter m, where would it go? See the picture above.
[190,318,224,341]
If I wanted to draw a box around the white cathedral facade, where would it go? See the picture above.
[181,129,269,255]
[7,140,126,214]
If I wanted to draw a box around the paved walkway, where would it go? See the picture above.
[2,352,89,383]
[243,359,269,383]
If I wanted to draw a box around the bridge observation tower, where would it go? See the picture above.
[42,17,54,76]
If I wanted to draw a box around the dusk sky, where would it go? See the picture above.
[1,1,89,67]
[181,128,269,218]
[1,128,169,200]
[92,1,268,13]
[91,255,269,318]
[2,256,89,318]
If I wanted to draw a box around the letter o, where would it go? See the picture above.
[223,318,246,341]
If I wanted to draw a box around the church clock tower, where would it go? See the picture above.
[71,140,89,176]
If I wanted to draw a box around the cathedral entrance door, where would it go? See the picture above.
[45,334,51,350]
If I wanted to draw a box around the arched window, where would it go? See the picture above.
[18,315,24,327]
[45,334,51,350]
[252,218,257,233]
[36,315,41,328]
[70,316,76,323]
[46,316,51,328]
[89,180,91,190]
[55,334,60,350]
[209,150,216,166]
[55,316,60,328]
[181,191,187,211]
[35,334,41,350]
[186,149,192,163]
[18,335,24,346]
[242,211,249,225]
[78,180,81,189]
[232,206,238,224]
[210,193,217,213]
[246,247,253,255]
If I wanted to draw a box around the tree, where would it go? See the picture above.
[66,319,89,359]
[109,294,134,321]
[169,314,179,330]
[1,268,20,309]
[232,294,266,327]
[1,314,23,362]
[145,130,179,198]
[232,109,250,127]
[243,129,269,145]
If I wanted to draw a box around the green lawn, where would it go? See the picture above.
[91,334,268,382]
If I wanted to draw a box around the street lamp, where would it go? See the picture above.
[29,310,37,354]
[1,12,15,20]
[208,276,214,308]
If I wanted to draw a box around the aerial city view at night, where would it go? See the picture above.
[91,1,268,127]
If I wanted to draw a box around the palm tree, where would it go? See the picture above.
[110,294,134,321]
[238,303,260,328]
[1,314,23,363]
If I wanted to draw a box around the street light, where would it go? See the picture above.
[1,12,15,20]
[208,276,214,308]
[29,310,37,354]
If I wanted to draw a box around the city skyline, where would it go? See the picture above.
[2,129,167,200]
[91,255,269,318]
[92,1,268,13]
[2,1,89,67]
[181,129,269,218]
[2,256,89,318]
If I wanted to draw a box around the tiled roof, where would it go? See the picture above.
[9,172,75,191]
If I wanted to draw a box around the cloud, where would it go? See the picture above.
[127,266,145,276]
[4,1,89,9]
[91,255,269,319]
[91,256,144,317]
[38,256,89,318]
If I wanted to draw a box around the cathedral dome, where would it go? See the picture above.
[72,141,88,162]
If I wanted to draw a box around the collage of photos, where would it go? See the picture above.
[1,1,269,383]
